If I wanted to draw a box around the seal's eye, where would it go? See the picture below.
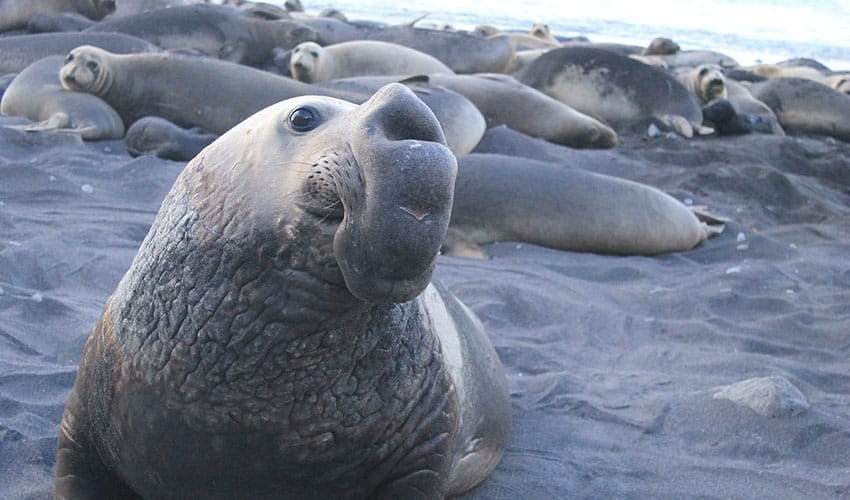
[699,67,708,77]
[65,53,74,63]
[86,61,99,72]
[288,106,321,132]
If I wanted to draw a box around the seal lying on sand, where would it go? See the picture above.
[60,46,481,153]
[289,40,454,83]
[0,0,115,32]
[85,3,318,66]
[516,46,707,137]
[59,45,369,134]
[749,77,850,142]
[444,153,723,257]
[55,83,511,499]
[125,116,217,160]
[0,56,124,140]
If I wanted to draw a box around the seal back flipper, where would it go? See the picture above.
[689,205,728,237]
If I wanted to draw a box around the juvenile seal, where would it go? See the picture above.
[749,77,850,142]
[426,73,618,148]
[675,63,728,104]
[1,56,124,140]
[516,46,706,137]
[445,153,723,257]
[644,37,680,55]
[289,40,454,83]
[55,83,510,499]
[724,79,784,135]
[59,45,369,134]
[125,116,217,161]
[85,4,318,66]
[0,0,114,32]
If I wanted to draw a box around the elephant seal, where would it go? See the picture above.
[823,73,850,94]
[59,45,370,134]
[0,0,114,32]
[26,12,96,32]
[640,50,739,70]
[644,37,680,55]
[675,63,728,104]
[749,77,850,142]
[0,56,124,140]
[529,23,557,43]
[426,73,617,148]
[55,83,510,499]
[515,46,706,137]
[445,153,723,257]
[0,32,157,74]
[85,4,318,66]
[289,40,454,83]
[749,63,825,82]
[125,116,217,161]
[700,99,751,136]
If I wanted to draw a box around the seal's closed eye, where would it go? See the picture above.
[287,106,321,132]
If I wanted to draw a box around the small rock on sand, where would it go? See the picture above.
[713,375,809,417]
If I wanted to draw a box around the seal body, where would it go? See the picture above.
[749,77,850,142]
[446,153,720,256]
[59,45,369,133]
[427,73,617,148]
[55,84,510,499]
[124,116,217,160]
[289,40,454,83]
[516,46,704,136]
[85,4,318,66]
[0,0,114,31]
[0,56,124,140]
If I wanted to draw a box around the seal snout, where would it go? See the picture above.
[364,83,447,146]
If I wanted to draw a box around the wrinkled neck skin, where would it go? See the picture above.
[107,152,434,431]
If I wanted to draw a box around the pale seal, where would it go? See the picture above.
[289,40,454,83]
[85,4,318,66]
[55,83,510,499]
[749,77,850,142]
[675,63,728,104]
[0,56,124,140]
[516,46,707,137]
[0,0,114,32]
[59,45,369,134]
[444,153,723,257]
[426,73,618,148]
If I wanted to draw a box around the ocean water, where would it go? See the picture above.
[292,0,850,70]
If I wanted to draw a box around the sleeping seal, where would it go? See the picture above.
[0,0,114,32]
[516,46,706,137]
[749,77,850,142]
[55,83,510,499]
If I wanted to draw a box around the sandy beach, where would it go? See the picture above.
[1,108,848,498]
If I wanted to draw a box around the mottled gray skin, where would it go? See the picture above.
[55,84,510,499]
[0,0,114,31]
[749,77,850,142]
[60,45,370,134]
[0,56,124,140]
[445,153,717,257]
[26,12,97,32]
[0,32,156,74]
[298,18,516,74]
[314,75,486,155]
[85,4,318,66]
[426,73,617,149]
[125,116,217,161]
[516,46,703,135]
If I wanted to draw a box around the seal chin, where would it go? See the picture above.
[339,261,435,303]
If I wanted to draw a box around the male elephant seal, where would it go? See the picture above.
[516,46,707,137]
[55,83,511,499]
[0,0,114,32]
[290,40,454,83]
[1,56,124,140]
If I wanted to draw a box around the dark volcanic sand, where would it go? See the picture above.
[1,120,849,499]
